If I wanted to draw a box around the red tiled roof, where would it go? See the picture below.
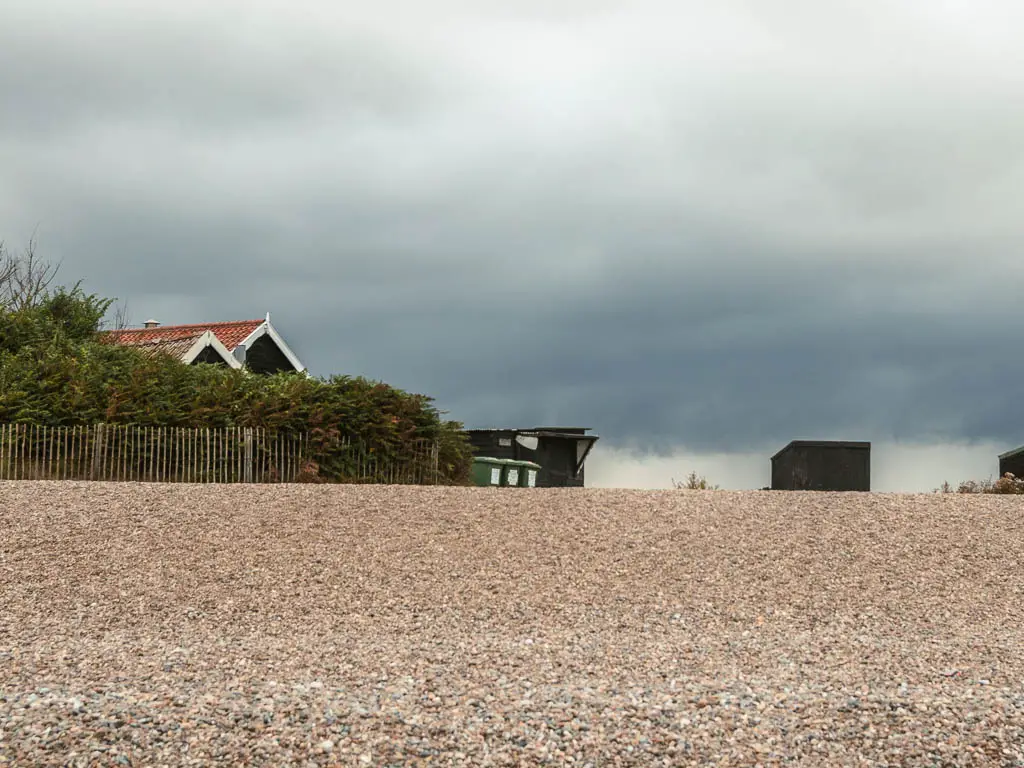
[123,333,207,360]
[103,320,264,351]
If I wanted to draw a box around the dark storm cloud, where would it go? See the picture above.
[2,0,1024,457]
[0,3,452,140]
[410,264,1024,453]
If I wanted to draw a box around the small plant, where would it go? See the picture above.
[992,473,1024,494]
[934,473,1024,494]
[672,471,719,490]
[295,459,326,484]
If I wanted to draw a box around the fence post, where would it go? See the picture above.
[90,423,106,481]
[243,428,253,483]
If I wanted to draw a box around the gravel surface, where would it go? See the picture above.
[1,481,1023,766]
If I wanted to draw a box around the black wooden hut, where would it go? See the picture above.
[998,445,1024,478]
[463,427,599,488]
[770,440,871,491]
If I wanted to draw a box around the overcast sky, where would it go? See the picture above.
[3,1,1023,490]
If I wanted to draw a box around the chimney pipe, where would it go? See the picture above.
[143,319,160,329]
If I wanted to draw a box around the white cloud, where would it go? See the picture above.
[587,441,1009,493]
[587,446,768,490]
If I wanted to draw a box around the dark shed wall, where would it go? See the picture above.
[465,431,518,461]
[531,437,585,488]
[465,430,588,488]
[999,449,1024,478]
[771,442,871,491]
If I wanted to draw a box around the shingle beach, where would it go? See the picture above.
[1,482,1022,766]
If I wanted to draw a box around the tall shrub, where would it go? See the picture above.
[0,269,473,484]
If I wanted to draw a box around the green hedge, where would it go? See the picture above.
[0,286,473,484]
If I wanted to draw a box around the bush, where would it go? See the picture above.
[0,248,475,484]
[672,471,719,490]
[935,473,1024,494]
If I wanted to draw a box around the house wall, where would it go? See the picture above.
[246,335,295,374]
[465,430,587,488]
[191,345,231,366]
[531,437,585,487]
[771,443,870,491]
[999,450,1024,479]
[465,431,518,461]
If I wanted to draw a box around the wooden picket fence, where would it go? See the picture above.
[0,423,441,485]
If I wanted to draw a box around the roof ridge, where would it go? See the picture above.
[195,319,264,327]
[106,319,263,334]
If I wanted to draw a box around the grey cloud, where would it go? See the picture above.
[0,3,459,141]
[2,0,1024,465]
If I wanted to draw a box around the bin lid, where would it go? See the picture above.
[518,461,541,469]
[472,456,504,463]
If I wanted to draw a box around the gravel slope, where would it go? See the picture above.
[1,481,1023,766]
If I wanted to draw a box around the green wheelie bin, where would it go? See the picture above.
[516,460,541,487]
[470,457,504,487]
[500,459,521,487]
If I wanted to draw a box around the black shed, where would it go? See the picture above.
[464,427,599,488]
[998,445,1024,478]
[770,440,871,491]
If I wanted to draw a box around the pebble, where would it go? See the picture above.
[0,482,1022,765]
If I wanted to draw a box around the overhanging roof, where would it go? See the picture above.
[771,440,871,461]
[109,329,242,369]
[105,319,263,349]
[464,426,599,477]
[181,330,243,369]
[998,444,1024,461]
[237,313,305,373]
[465,426,593,434]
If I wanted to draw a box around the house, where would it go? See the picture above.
[998,445,1024,479]
[102,313,305,374]
[771,440,870,491]
[464,426,599,487]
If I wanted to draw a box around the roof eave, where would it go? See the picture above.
[573,435,599,477]
[998,445,1024,461]
[771,440,871,461]
[181,331,243,369]
[238,319,306,373]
